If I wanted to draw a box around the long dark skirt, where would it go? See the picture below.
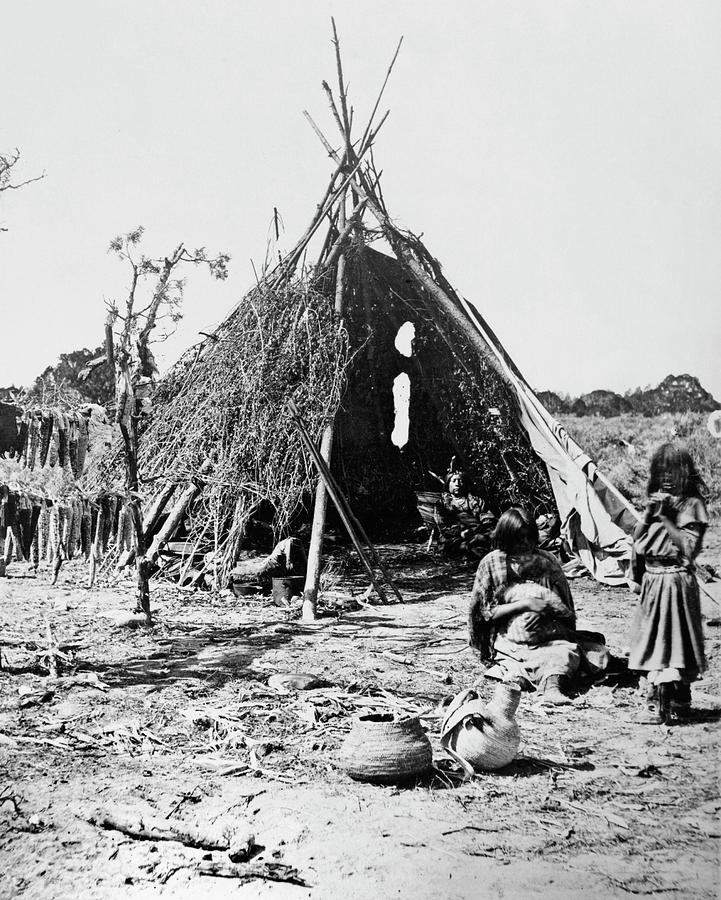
[628,568,705,678]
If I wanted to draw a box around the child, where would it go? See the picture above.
[500,554,574,646]
[628,443,708,724]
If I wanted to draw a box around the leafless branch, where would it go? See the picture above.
[0,149,46,193]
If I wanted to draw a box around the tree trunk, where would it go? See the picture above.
[87,502,105,588]
[129,498,151,624]
[116,480,176,570]
[119,400,150,621]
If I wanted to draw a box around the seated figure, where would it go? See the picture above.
[229,536,307,591]
[468,507,609,703]
[437,471,497,558]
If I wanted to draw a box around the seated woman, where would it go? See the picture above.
[438,471,496,558]
[468,507,608,704]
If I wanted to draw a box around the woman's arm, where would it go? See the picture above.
[468,556,496,652]
[487,596,538,623]
[491,584,571,623]
[542,590,576,620]
[537,550,576,620]
[655,495,706,559]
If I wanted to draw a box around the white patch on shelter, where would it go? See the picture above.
[394,321,415,357]
[391,373,411,448]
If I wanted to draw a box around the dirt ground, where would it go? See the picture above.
[1,530,720,900]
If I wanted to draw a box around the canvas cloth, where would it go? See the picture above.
[458,296,639,584]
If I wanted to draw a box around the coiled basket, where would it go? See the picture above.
[440,683,521,773]
[339,714,433,784]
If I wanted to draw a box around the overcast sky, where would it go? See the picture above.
[2,1,719,400]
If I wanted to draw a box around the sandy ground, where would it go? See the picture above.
[1,532,720,900]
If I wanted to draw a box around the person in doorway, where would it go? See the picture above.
[438,470,496,558]
[468,507,608,703]
[627,443,708,724]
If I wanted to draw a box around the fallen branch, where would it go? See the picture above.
[197,860,307,886]
[441,824,503,835]
[88,809,254,854]
[44,616,60,679]
[556,798,629,829]
[379,649,449,680]
[0,793,22,815]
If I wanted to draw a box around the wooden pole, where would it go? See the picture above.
[145,461,212,566]
[323,198,366,267]
[116,479,177,570]
[0,487,7,577]
[3,531,13,567]
[269,152,366,291]
[87,502,105,589]
[302,196,347,621]
[319,465,403,603]
[291,400,389,605]
[301,114,510,379]
[302,426,334,621]
[298,420,402,603]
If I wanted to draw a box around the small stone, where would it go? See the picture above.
[227,830,256,863]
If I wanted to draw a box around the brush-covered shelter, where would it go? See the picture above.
[87,29,639,600]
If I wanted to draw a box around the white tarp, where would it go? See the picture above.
[460,297,640,585]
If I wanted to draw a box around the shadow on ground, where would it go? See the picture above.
[75,624,294,689]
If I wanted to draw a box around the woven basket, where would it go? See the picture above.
[340,714,433,784]
[441,684,521,773]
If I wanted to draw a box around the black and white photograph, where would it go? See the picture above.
[1,2,719,897]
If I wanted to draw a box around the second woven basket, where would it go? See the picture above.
[440,683,521,773]
[339,714,433,784]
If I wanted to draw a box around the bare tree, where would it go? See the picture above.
[0,149,45,231]
[106,227,229,622]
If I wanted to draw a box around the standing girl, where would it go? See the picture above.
[628,443,708,724]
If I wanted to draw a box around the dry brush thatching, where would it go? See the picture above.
[87,273,352,584]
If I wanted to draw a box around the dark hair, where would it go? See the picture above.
[493,507,539,552]
[648,442,705,499]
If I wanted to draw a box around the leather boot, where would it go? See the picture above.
[644,682,658,711]
[538,675,571,705]
[670,682,692,716]
[639,682,671,724]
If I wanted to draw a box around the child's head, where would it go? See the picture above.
[493,507,538,552]
[445,471,467,497]
[515,555,546,581]
[648,442,705,499]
